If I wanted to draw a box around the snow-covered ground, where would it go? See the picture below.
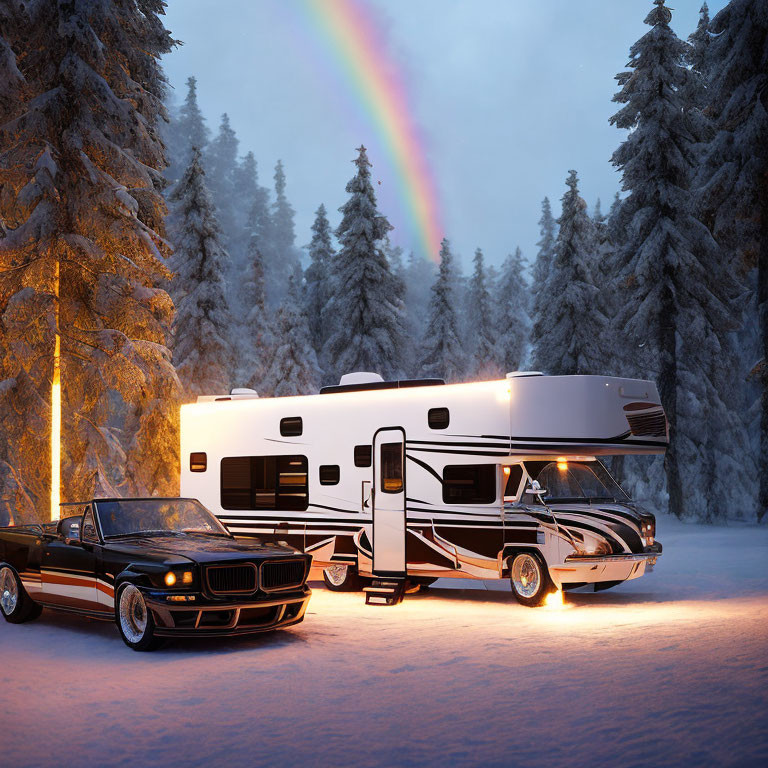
[1,516,767,768]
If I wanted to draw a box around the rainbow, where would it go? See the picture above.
[297,0,443,262]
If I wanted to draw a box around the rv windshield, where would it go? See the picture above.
[96,498,231,539]
[523,461,630,504]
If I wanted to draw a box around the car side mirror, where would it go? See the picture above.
[527,480,547,497]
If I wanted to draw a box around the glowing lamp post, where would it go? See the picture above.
[50,258,61,522]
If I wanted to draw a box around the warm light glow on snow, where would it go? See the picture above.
[543,589,566,609]
[50,379,60,521]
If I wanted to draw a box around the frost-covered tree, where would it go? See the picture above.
[697,0,768,521]
[494,247,530,374]
[170,148,233,398]
[304,204,335,363]
[0,0,180,510]
[165,75,209,188]
[205,113,239,251]
[401,250,435,377]
[261,269,320,397]
[610,0,743,521]
[418,239,465,382]
[465,248,501,379]
[241,234,273,391]
[685,4,715,149]
[531,171,606,377]
[265,160,300,305]
[529,197,557,367]
[324,146,405,381]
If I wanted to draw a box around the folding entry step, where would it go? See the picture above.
[364,578,406,606]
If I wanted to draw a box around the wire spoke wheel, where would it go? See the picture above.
[511,554,541,599]
[0,566,18,616]
[323,564,349,588]
[119,585,148,644]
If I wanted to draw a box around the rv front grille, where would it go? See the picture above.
[260,559,306,592]
[626,410,667,437]
[205,563,257,595]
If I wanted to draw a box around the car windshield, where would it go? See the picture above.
[96,499,230,539]
[523,460,630,503]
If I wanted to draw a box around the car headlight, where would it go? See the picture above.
[164,571,194,587]
[640,518,655,547]
[577,534,611,556]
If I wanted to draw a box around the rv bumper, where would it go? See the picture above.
[144,586,311,637]
[548,547,661,589]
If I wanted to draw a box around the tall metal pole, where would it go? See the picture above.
[50,257,61,521]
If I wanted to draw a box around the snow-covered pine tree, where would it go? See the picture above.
[697,0,768,521]
[530,171,606,377]
[417,238,465,382]
[494,247,530,374]
[465,248,501,379]
[685,3,715,150]
[0,0,180,510]
[403,250,436,361]
[528,197,556,366]
[169,148,233,399]
[261,268,320,397]
[610,0,744,521]
[323,146,406,382]
[165,75,209,188]
[265,160,301,306]
[241,233,273,391]
[304,204,335,365]
[205,113,239,251]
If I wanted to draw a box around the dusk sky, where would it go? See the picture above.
[162,0,725,271]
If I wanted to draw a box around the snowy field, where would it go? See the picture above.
[1,516,767,768]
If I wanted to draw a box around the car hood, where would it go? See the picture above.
[105,535,301,564]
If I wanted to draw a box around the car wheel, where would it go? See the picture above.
[0,564,42,624]
[509,552,556,607]
[116,583,162,651]
[322,563,366,592]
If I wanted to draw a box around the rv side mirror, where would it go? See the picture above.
[527,480,547,497]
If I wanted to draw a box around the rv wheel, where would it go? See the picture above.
[322,564,366,592]
[509,552,556,607]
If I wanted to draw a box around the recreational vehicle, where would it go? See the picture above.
[180,372,667,606]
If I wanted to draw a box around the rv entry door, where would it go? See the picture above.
[372,428,407,577]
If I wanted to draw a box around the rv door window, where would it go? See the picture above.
[354,445,372,467]
[443,464,496,504]
[221,455,309,511]
[380,442,404,493]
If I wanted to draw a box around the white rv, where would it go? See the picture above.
[180,372,666,606]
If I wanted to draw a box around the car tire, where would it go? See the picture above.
[322,564,367,592]
[509,552,557,607]
[0,564,42,624]
[115,583,162,651]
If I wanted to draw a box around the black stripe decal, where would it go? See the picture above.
[406,454,443,483]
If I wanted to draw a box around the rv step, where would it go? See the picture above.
[364,577,406,607]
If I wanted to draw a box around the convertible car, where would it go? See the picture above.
[0,497,312,651]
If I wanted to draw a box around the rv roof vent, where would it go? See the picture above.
[506,371,544,379]
[230,387,259,397]
[339,372,384,387]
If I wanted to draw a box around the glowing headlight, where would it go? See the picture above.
[164,571,193,587]
[578,535,611,556]
[641,519,655,547]
[164,572,176,587]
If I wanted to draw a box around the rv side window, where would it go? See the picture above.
[221,455,309,511]
[503,465,524,499]
[189,452,207,472]
[354,445,372,467]
[319,465,340,485]
[280,417,303,437]
[428,407,450,429]
[380,442,404,494]
[442,464,496,504]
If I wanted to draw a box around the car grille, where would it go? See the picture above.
[626,410,667,437]
[206,564,257,595]
[260,559,306,592]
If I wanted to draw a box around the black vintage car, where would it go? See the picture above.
[0,497,312,651]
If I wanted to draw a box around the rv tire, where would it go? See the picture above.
[322,564,367,592]
[509,551,556,607]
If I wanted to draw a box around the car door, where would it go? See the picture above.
[40,506,102,613]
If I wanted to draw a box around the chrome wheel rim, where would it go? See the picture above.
[0,566,18,615]
[324,564,348,587]
[119,585,148,644]
[511,554,541,599]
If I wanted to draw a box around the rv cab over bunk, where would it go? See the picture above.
[180,373,667,607]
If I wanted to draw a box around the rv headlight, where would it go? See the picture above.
[577,535,611,556]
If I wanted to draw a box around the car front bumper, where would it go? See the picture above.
[548,543,662,588]
[144,585,311,637]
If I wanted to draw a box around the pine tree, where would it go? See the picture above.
[685,3,714,148]
[530,171,606,377]
[242,234,273,391]
[170,148,233,398]
[610,0,743,520]
[0,0,180,510]
[495,247,530,374]
[165,75,209,187]
[698,0,768,521]
[304,204,335,364]
[529,197,556,367]
[418,239,465,382]
[264,159,300,305]
[205,113,239,251]
[466,248,501,379]
[261,268,320,397]
[324,146,405,381]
